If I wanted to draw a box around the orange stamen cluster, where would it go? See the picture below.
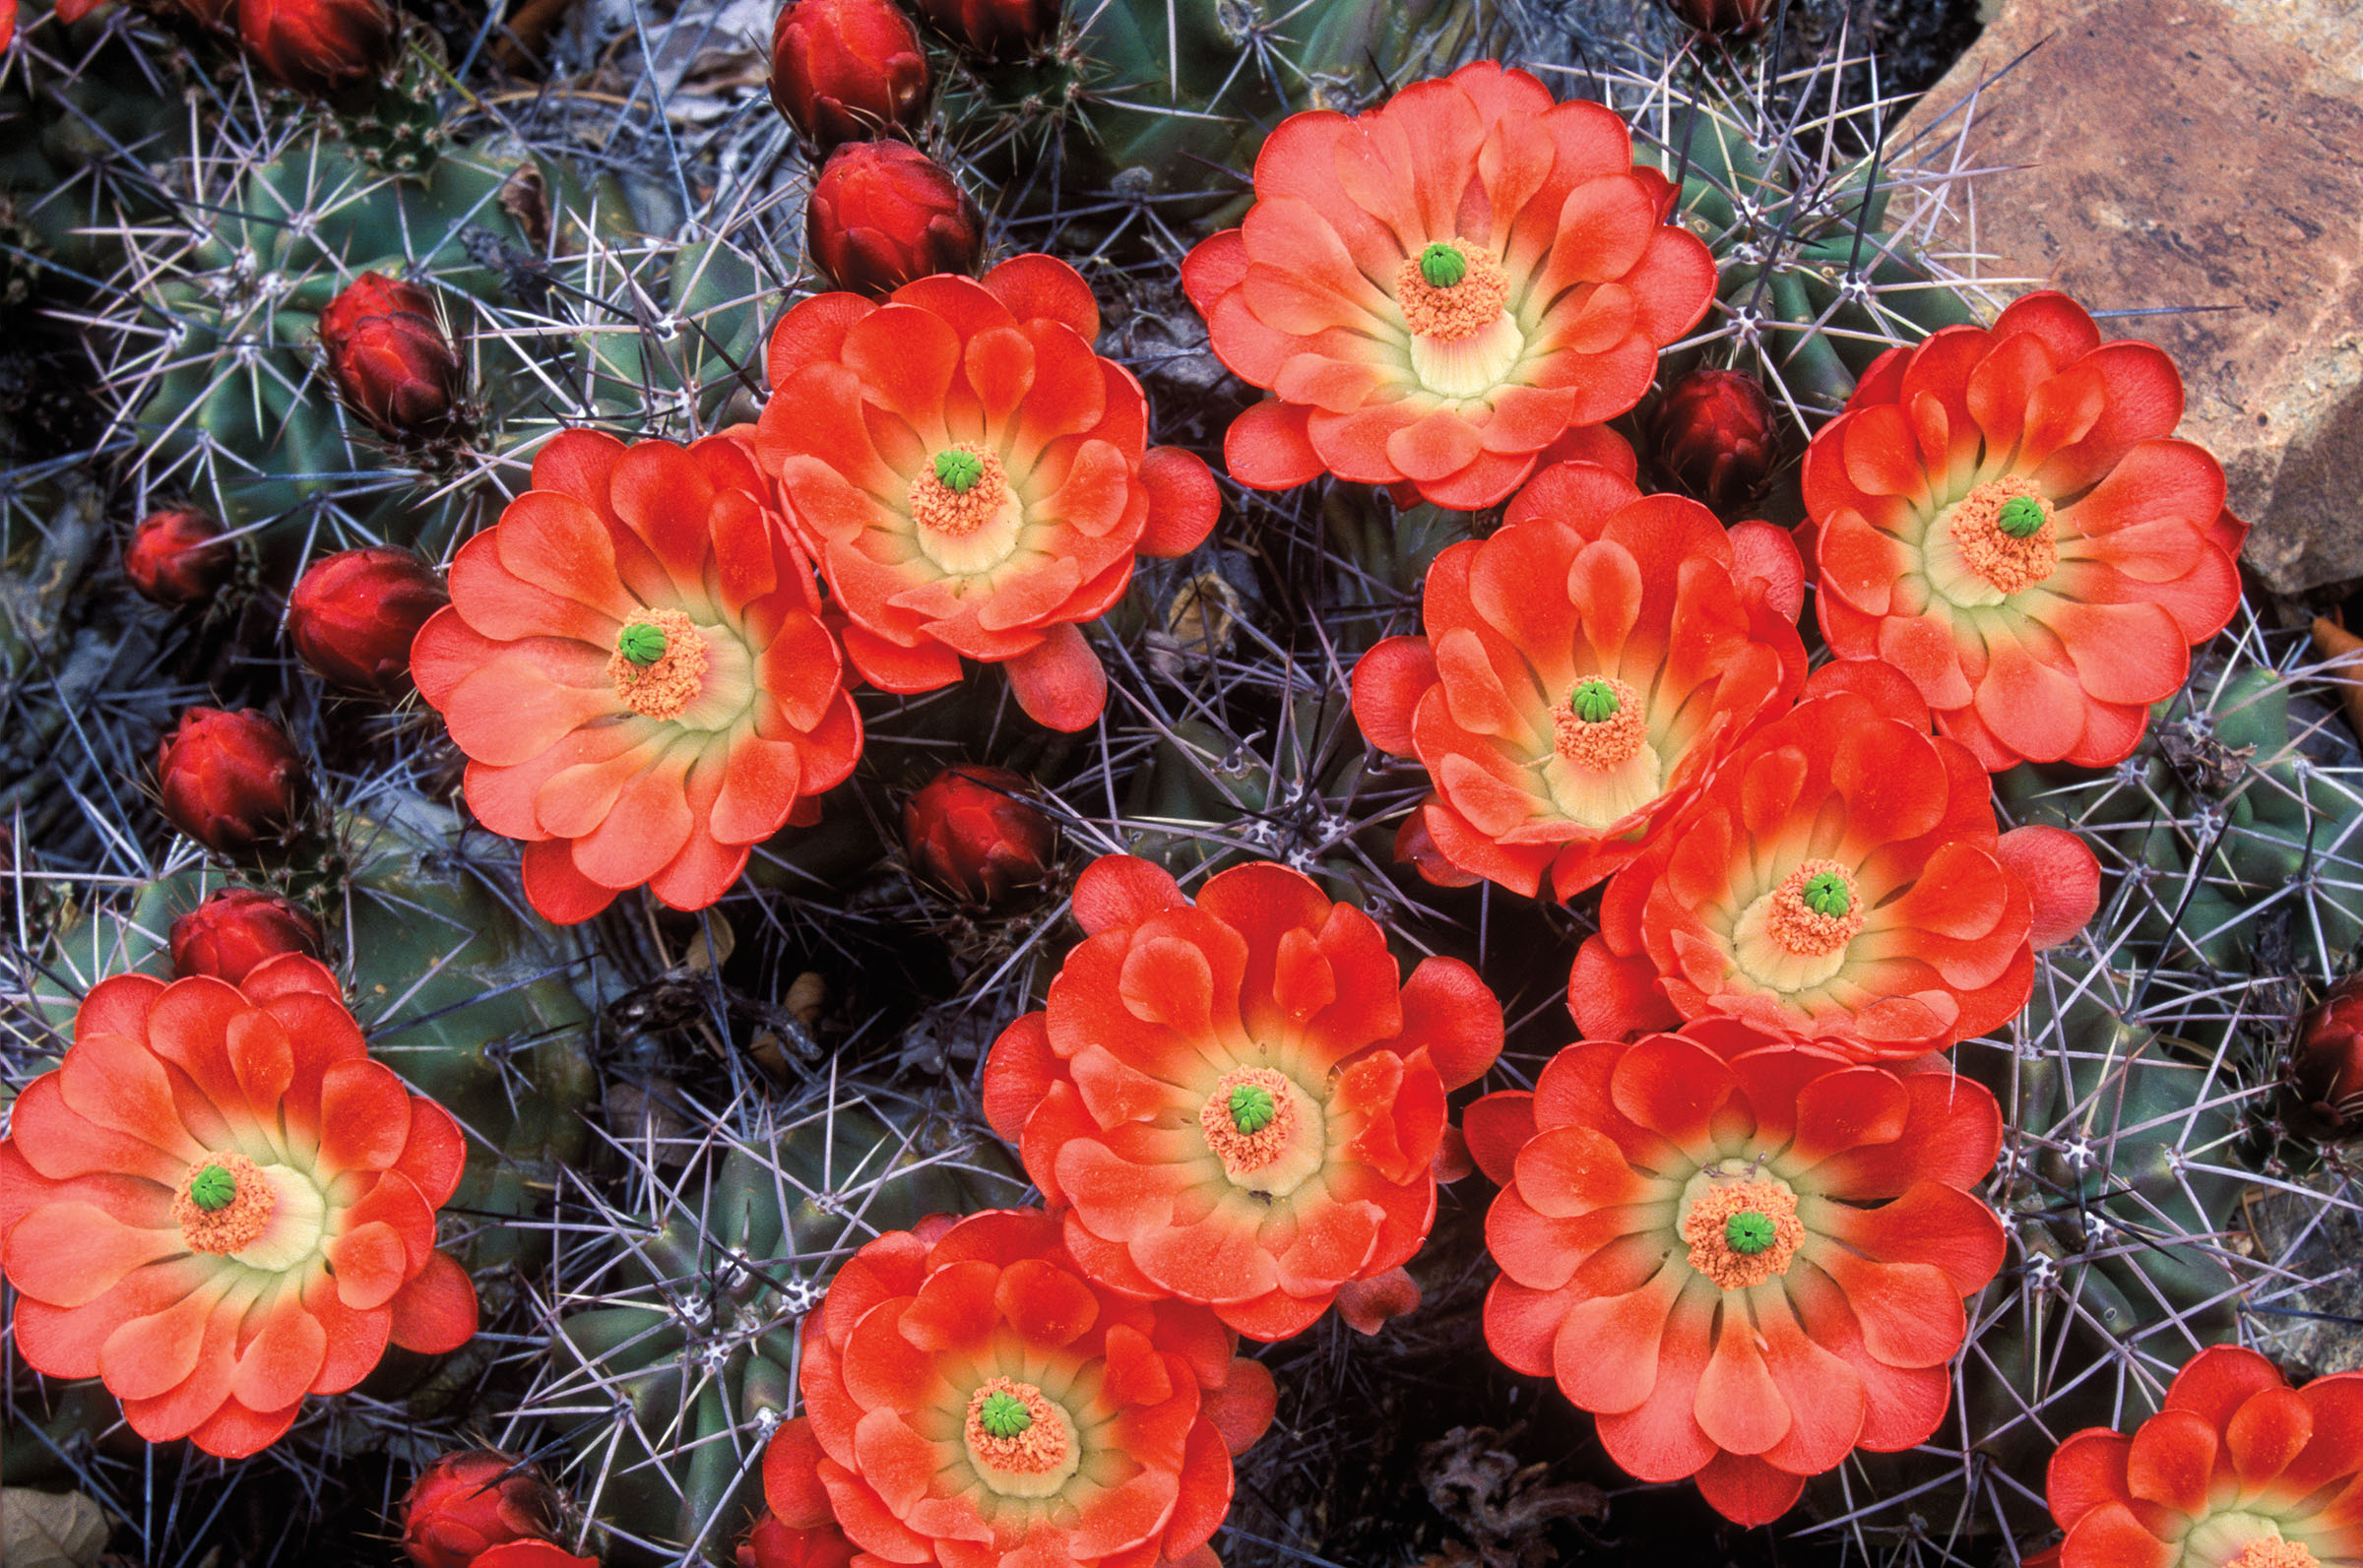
[909,444,1010,538]
[963,1377,1068,1474]
[1764,859,1866,957]
[1393,238,1510,344]
[1947,476,2058,594]
[2226,1541,2321,1568]
[607,606,708,721]
[1199,1066,1300,1176]
[1550,677,1646,770]
[171,1150,275,1255]
[1679,1177,1805,1290]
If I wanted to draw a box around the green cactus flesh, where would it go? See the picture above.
[538,1082,1026,1562]
[109,132,633,578]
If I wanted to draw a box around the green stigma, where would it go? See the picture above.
[1570,678,1620,723]
[616,622,668,666]
[1800,871,1853,919]
[1723,1210,1776,1256]
[1996,495,2047,538]
[1229,1084,1277,1134]
[979,1390,1033,1439]
[1417,242,1467,288]
[933,449,986,493]
[189,1163,237,1213]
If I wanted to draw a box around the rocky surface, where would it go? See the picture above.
[1894,0,2363,596]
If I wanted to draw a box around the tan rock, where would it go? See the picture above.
[1895,0,2363,595]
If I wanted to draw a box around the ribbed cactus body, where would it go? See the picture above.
[0,5,195,284]
[946,0,1503,231]
[1995,667,2363,977]
[1656,119,1976,412]
[110,133,630,577]
[538,1080,1026,1563]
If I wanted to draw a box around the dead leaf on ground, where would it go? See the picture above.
[1418,1423,1607,1568]
[1,1488,111,1568]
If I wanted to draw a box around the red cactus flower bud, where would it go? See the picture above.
[467,1546,600,1568]
[806,141,983,296]
[401,1451,566,1568]
[769,0,929,149]
[156,708,308,854]
[2286,975,2363,1143]
[168,888,325,984]
[317,272,464,441]
[903,765,1055,906]
[287,545,448,696]
[1664,0,1769,37]
[236,0,396,94]
[913,0,1056,61]
[1652,365,1781,512]
[124,507,237,606]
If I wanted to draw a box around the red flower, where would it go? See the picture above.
[1180,61,1716,511]
[768,0,929,148]
[985,855,1503,1339]
[2286,975,2363,1143]
[792,1210,1276,1568]
[156,707,309,853]
[318,273,463,442]
[2042,1345,2363,1568]
[914,0,1056,59]
[755,255,1219,731]
[1571,665,2100,1058]
[806,140,984,298]
[1470,1023,2005,1526]
[287,545,449,696]
[1351,460,1806,901]
[401,1450,563,1568]
[125,507,236,606]
[236,0,395,95]
[904,764,1055,905]
[739,1512,857,1568]
[0,956,478,1458]
[1652,366,1780,512]
[1805,291,2248,770]
[412,430,862,924]
[169,888,325,984]
[745,1421,862,1568]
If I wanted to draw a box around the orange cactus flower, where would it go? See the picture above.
[755,254,1219,733]
[985,855,1504,1340]
[0,956,477,1458]
[1351,460,1807,901]
[1805,291,2248,770]
[1470,1022,2006,1526]
[784,1210,1276,1568]
[2040,1346,2363,1568]
[1180,61,1717,511]
[411,429,862,924]
[1571,664,2101,1058]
